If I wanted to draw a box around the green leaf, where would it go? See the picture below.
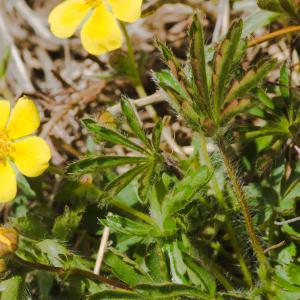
[278,243,297,265]
[105,163,148,196]
[136,283,209,299]
[224,59,277,105]
[89,290,141,299]
[101,215,161,237]
[279,64,290,98]
[182,253,216,296]
[37,239,68,267]
[242,10,281,37]
[189,13,210,113]
[83,119,149,155]
[11,214,48,240]
[17,173,36,197]
[145,244,169,283]
[156,39,181,74]
[211,19,243,115]
[279,0,299,19]
[67,156,149,175]
[138,162,162,203]
[155,70,190,103]
[282,224,300,239]
[0,276,25,300]
[255,88,275,110]
[52,206,83,241]
[162,166,211,217]
[105,250,152,286]
[152,120,163,152]
[37,272,55,300]
[121,97,152,149]
[155,70,200,128]
[257,0,284,12]
[286,264,300,285]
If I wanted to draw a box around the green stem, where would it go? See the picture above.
[199,133,253,287]
[120,22,158,119]
[217,137,269,271]
[110,199,154,225]
[120,21,142,88]
[199,133,223,204]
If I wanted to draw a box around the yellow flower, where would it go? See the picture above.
[0,97,51,202]
[48,0,143,55]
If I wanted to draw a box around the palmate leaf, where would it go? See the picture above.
[83,119,149,155]
[224,59,278,105]
[211,19,243,117]
[121,97,152,149]
[67,156,149,176]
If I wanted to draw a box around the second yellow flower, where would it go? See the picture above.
[48,0,143,55]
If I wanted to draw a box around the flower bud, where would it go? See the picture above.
[0,227,18,257]
[80,174,93,185]
[0,259,6,273]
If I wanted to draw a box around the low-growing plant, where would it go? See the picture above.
[1,1,300,300]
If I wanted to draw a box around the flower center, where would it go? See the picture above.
[85,0,102,7]
[0,129,12,164]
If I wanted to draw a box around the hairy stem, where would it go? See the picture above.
[217,137,268,269]
[12,253,131,290]
[199,133,253,287]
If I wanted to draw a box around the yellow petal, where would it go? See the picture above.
[108,0,142,23]
[11,136,51,178]
[0,100,10,129]
[0,162,17,203]
[7,97,40,140]
[80,4,122,55]
[48,0,90,38]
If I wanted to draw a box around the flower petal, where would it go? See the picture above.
[108,0,142,23]
[80,4,122,55]
[48,0,90,38]
[0,162,17,203]
[7,97,40,140]
[11,137,51,177]
[0,100,10,129]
